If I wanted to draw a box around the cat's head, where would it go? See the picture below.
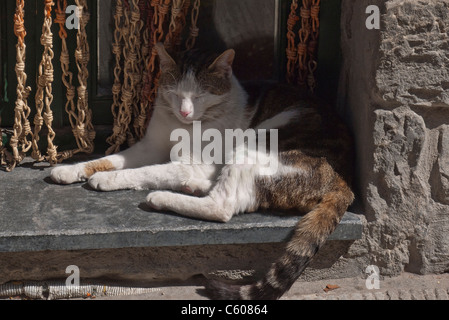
[155,43,236,124]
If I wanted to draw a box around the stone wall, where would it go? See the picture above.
[339,0,449,277]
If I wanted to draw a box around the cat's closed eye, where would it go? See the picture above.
[190,94,205,101]
[167,90,179,98]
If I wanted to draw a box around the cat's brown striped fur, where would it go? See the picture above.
[51,44,355,300]
[205,83,355,300]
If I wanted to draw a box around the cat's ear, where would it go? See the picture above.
[155,42,176,71]
[208,49,235,79]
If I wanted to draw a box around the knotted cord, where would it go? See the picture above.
[185,0,200,50]
[7,0,34,171]
[134,0,154,141]
[55,0,95,162]
[286,0,299,84]
[286,0,320,92]
[74,0,95,155]
[32,0,57,164]
[307,0,320,92]
[107,0,126,155]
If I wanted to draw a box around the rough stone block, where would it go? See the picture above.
[339,0,449,278]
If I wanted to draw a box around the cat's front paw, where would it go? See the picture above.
[146,192,170,211]
[51,165,85,185]
[88,172,121,192]
[181,179,213,196]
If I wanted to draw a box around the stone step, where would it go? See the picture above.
[0,159,362,253]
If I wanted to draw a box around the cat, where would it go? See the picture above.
[50,43,355,300]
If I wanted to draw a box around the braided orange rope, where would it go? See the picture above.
[14,0,27,47]
[297,0,311,87]
[286,0,320,92]
[54,0,68,39]
[307,0,320,92]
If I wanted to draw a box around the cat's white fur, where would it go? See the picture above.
[50,45,298,222]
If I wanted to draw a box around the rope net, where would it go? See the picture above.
[1,0,320,170]
[1,0,96,171]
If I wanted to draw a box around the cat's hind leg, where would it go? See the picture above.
[146,164,260,222]
[180,166,222,196]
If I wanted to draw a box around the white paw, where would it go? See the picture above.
[51,165,85,185]
[181,179,213,196]
[146,191,170,211]
[88,172,120,192]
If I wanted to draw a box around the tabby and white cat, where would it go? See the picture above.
[50,43,354,300]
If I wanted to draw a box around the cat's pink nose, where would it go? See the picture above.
[180,110,191,118]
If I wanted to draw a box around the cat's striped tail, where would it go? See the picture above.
[204,184,354,300]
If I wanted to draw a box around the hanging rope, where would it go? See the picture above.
[31,0,57,164]
[8,0,33,171]
[286,0,320,92]
[106,0,139,153]
[134,0,154,141]
[164,0,189,51]
[296,0,311,88]
[7,0,34,171]
[307,0,320,92]
[146,0,173,115]
[128,0,145,146]
[107,0,126,155]
[185,0,200,50]
[55,0,76,160]
[286,0,299,84]
[73,0,95,155]
[54,0,95,162]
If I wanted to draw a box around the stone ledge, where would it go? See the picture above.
[0,159,362,253]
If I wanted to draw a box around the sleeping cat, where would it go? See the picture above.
[50,43,354,300]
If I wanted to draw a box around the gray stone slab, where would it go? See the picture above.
[0,160,362,253]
